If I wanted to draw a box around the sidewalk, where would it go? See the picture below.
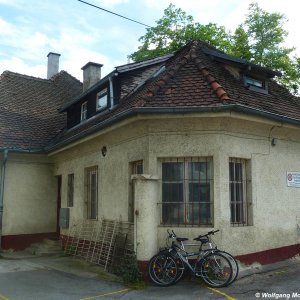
[0,250,120,281]
[1,249,300,281]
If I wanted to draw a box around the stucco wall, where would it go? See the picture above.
[51,113,300,258]
[2,153,57,235]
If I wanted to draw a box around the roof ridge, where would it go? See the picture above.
[190,41,230,103]
[0,70,48,83]
[50,70,82,84]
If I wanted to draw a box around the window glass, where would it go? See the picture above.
[229,158,251,226]
[81,102,87,121]
[85,166,98,220]
[161,158,213,226]
[96,88,108,110]
[67,174,74,207]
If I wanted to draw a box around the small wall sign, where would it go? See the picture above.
[287,171,300,187]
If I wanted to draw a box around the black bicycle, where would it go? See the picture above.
[148,230,235,288]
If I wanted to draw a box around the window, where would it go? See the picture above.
[128,160,144,223]
[67,174,74,207]
[160,158,213,226]
[96,88,108,111]
[132,160,143,175]
[81,102,87,121]
[229,158,252,226]
[244,75,268,94]
[85,166,98,220]
[245,76,264,88]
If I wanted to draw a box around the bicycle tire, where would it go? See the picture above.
[148,253,180,286]
[216,250,239,284]
[198,252,233,288]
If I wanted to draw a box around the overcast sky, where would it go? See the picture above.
[0,0,299,81]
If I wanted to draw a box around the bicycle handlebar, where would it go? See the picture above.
[193,229,219,241]
[167,229,176,238]
[167,229,219,241]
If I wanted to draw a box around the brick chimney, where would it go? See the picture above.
[81,62,103,91]
[47,52,61,79]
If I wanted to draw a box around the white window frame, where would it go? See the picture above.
[96,88,108,111]
[81,101,87,121]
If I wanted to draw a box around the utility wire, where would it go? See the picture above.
[77,0,151,28]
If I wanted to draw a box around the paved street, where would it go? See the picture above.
[0,255,299,300]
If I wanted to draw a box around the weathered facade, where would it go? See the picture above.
[1,41,299,267]
[0,58,82,249]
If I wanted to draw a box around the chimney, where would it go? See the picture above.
[47,52,61,79]
[81,62,103,91]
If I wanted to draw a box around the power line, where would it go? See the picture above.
[77,0,151,28]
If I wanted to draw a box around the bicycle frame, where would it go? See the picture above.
[170,241,218,275]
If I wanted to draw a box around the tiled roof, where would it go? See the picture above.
[46,41,300,152]
[0,70,82,151]
[4,40,299,153]
[47,40,300,151]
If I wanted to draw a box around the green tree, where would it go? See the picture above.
[129,3,300,94]
[230,2,300,93]
[129,4,231,62]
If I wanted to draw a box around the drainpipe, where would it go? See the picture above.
[109,73,118,108]
[0,149,8,249]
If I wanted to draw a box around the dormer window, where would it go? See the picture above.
[244,75,268,94]
[245,76,264,88]
[81,101,87,122]
[96,88,108,111]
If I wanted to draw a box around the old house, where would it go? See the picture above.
[1,41,300,268]
[0,53,82,249]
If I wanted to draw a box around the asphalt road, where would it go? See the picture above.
[0,255,299,300]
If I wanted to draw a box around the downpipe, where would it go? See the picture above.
[0,149,8,250]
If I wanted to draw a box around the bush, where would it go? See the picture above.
[113,254,145,288]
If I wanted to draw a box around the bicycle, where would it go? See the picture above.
[148,230,234,288]
[193,230,239,284]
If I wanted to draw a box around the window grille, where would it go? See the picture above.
[229,158,251,226]
[159,157,213,226]
[85,166,98,220]
[67,173,74,207]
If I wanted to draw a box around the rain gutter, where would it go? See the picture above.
[46,104,300,153]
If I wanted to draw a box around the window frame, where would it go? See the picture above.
[229,158,252,226]
[80,101,87,122]
[84,166,98,220]
[243,75,268,94]
[159,157,213,226]
[96,88,108,111]
[67,173,74,207]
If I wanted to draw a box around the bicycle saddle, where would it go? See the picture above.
[176,237,188,242]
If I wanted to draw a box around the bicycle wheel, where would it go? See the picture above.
[216,251,239,284]
[199,252,233,288]
[148,253,179,286]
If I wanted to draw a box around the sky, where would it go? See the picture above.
[0,0,299,81]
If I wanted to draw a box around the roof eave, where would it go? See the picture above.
[46,104,300,153]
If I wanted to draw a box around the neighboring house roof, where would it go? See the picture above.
[47,40,300,152]
[0,70,82,152]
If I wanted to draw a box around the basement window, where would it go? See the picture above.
[96,88,108,111]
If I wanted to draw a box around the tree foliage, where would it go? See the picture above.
[129,4,231,62]
[129,2,300,94]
